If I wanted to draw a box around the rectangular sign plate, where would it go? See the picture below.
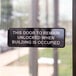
[8,28,65,48]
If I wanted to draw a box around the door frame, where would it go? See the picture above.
[73,0,76,76]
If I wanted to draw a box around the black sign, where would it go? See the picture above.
[8,28,65,48]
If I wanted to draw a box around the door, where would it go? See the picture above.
[0,0,72,76]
